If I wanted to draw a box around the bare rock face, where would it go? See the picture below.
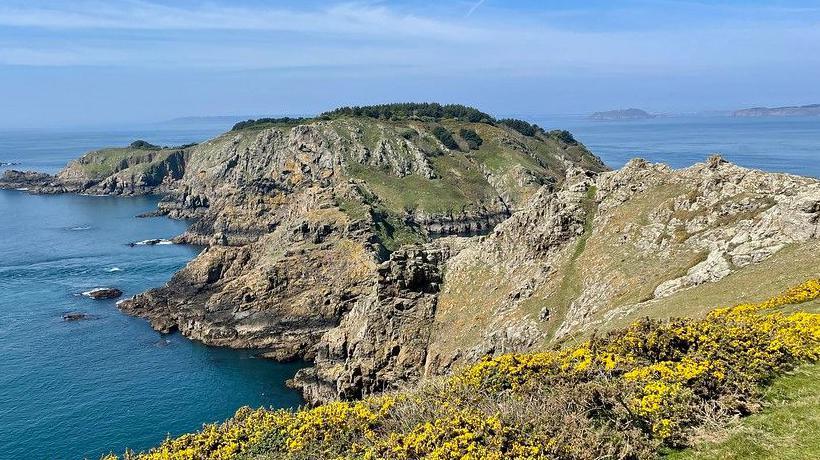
[290,244,451,404]
[427,156,820,376]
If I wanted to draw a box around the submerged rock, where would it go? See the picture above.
[82,288,123,300]
[62,312,94,321]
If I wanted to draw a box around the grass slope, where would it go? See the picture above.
[668,363,820,460]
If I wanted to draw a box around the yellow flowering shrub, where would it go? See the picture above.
[109,278,820,460]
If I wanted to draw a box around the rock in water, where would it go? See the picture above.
[62,312,94,321]
[82,288,123,300]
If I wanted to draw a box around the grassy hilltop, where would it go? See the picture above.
[55,103,605,220]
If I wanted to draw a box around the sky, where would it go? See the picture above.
[1,0,819,127]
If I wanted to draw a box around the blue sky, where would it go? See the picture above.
[1,0,819,127]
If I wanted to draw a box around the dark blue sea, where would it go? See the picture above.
[0,116,818,459]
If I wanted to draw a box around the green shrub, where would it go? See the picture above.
[399,129,417,140]
[231,117,310,131]
[499,118,540,137]
[431,126,459,150]
[547,129,578,145]
[321,103,493,123]
[458,128,483,150]
[129,140,160,149]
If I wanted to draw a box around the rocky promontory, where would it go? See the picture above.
[4,103,818,406]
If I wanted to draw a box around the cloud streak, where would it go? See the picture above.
[0,1,486,42]
[0,0,818,77]
[466,0,486,17]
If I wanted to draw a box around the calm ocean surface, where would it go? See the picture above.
[0,123,303,460]
[0,116,818,459]
[534,115,820,178]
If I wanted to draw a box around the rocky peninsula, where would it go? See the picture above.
[3,103,819,406]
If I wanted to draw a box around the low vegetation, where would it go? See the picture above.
[130,140,160,149]
[105,279,820,460]
[458,128,483,150]
[321,103,494,123]
[668,363,819,460]
[546,129,578,145]
[498,118,542,137]
[231,117,311,131]
[431,126,459,150]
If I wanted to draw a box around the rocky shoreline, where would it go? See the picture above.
[3,114,818,406]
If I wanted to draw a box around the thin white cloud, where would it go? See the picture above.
[466,0,486,17]
[0,1,485,42]
[0,0,818,77]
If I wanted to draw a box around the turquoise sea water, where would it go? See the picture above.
[0,116,818,459]
[0,124,303,460]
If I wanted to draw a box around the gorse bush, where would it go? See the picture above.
[107,279,820,460]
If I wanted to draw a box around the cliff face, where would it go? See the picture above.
[3,111,818,406]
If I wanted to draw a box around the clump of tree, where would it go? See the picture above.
[231,117,310,131]
[172,142,199,149]
[400,129,417,140]
[321,103,494,123]
[546,129,578,145]
[458,128,483,150]
[498,118,541,137]
[431,126,459,150]
[130,140,160,150]
[129,140,198,150]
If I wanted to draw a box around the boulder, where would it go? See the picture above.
[83,288,123,300]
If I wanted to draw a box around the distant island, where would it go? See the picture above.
[733,103,820,117]
[589,108,654,121]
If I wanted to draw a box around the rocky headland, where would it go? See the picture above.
[3,103,818,405]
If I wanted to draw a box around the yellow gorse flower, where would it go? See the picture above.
[110,278,820,459]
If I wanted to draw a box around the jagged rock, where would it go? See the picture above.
[653,251,732,298]
[290,244,452,405]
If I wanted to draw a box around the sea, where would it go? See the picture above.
[0,115,818,459]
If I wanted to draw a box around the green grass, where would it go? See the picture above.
[75,148,162,179]
[543,186,598,340]
[668,363,820,460]
[345,154,496,214]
